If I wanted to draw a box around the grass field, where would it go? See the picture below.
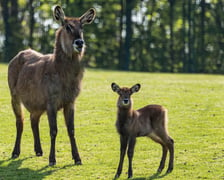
[0,63,224,180]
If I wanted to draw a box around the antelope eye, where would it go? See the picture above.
[65,24,73,33]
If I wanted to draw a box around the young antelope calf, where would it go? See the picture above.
[111,83,174,179]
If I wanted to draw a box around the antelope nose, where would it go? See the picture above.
[75,39,84,48]
[123,99,129,104]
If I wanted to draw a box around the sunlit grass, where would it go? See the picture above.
[0,63,224,179]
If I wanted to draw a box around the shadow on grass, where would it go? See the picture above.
[0,157,56,180]
[132,171,171,180]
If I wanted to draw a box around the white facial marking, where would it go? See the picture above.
[73,44,80,53]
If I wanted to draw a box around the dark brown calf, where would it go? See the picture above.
[111,83,174,179]
[8,5,96,166]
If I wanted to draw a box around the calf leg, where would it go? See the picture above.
[30,112,43,156]
[115,135,128,179]
[157,145,168,173]
[47,105,57,166]
[11,96,24,159]
[166,137,174,173]
[63,103,81,165]
[157,136,174,173]
[127,137,136,179]
[151,130,174,173]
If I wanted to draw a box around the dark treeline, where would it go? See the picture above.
[0,0,224,73]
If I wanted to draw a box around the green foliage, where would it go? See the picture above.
[0,63,224,179]
[1,1,224,72]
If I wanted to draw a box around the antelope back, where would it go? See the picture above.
[53,5,96,56]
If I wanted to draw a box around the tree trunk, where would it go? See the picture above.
[187,0,193,73]
[118,0,124,70]
[123,0,135,70]
[192,1,196,72]
[169,0,175,72]
[28,0,35,48]
[182,0,187,72]
[199,0,205,72]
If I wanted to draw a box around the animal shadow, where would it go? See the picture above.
[131,171,170,180]
[0,157,55,180]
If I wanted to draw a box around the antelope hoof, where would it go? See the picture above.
[128,175,133,179]
[75,160,82,165]
[49,161,56,166]
[166,168,173,174]
[36,152,43,157]
[11,153,19,159]
[157,167,164,173]
[114,174,120,179]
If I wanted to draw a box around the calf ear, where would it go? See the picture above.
[53,5,65,25]
[80,8,96,25]
[131,84,141,94]
[111,83,120,93]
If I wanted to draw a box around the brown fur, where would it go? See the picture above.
[111,83,174,179]
[8,6,96,165]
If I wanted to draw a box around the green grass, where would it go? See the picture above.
[0,63,224,180]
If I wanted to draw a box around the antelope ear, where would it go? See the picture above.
[111,83,120,93]
[80,8,96,25]
[53,5,65,25]
[131,84,141,94]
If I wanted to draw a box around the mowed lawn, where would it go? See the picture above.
[0,63,223,180]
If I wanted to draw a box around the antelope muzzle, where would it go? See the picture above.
[73,39,85,53]
[121,98,130,107]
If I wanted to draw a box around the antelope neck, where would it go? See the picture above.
[117,108,133,122]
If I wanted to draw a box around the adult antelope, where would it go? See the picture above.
[8,5,96,166]
[111,83,174,179]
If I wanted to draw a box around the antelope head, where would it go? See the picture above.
[53,5,96,56]
[111,83,141,109]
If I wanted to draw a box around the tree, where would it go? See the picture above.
[1,0,224,73]
[0,0,24,62]
[214,0,224,72]
[118,0,124,70]
[168,0,175,72]
[123,0,136,70]
[28,0,35,48]
[187,0,194,72]
[182,0,187,72]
